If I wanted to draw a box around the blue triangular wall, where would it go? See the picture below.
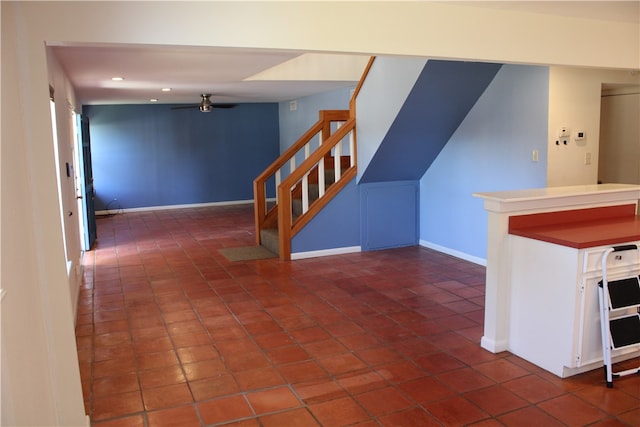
[360,60,502,183]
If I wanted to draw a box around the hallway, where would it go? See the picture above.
[76,204,640,426]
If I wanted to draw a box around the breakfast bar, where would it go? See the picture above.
[474,184,640,377]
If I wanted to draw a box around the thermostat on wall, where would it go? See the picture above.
[574,130,586,141]
[558,127,570,138]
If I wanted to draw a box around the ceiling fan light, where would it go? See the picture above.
[199,94,214,112]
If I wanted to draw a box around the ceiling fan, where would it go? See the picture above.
[171,94,236,112]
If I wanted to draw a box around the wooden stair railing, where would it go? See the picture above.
[276,118,356,259]
[253,56,375,261]
[253,110,351,253]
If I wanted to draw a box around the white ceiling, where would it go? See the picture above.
[50,1,639,107]
[51,44,370,106]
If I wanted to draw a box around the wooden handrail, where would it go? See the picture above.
[254,119,324,239]
[254,110,350,185]
[350,56,376,118]
[281,118,355,191]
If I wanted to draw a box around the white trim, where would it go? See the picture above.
[96,199,255,215]
[481,335,508,353]
[1,289,6,302]
[334,140,342,180]
[318,161,325,197]
[419,240,486,266]
[292,246,361,260]
[302,174,309,213]
[473,184,640,214]
[73,257,84,326]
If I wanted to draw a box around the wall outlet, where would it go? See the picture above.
[585,152,592,165]
[289,100,297,111]
[532,149,539,162]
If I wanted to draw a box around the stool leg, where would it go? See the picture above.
[604,364,613,388]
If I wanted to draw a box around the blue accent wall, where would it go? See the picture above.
[420,64,549,261]
[360,181,419,251]
[360,61,502,183]
[85,103,279,210]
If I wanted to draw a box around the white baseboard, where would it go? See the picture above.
[96,199,255,215]
[292,246,361,260]
[419,240,486,266]
[73,256,85,326]
[481,336,508,353]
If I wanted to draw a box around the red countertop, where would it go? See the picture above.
[510,216,640,249]
[509,205,640,249]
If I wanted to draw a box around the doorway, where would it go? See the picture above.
[50,95,71,272]
[598,85,640,185]
[74,114,97,251]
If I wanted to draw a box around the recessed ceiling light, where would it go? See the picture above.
[111,77,124,81]
[149,98,158,102]
[161,88,171,92]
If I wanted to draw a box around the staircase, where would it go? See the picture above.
[258,155,352,256]
[253,111,357,260]
[253,58,374,260]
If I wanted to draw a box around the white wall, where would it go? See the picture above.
[47,48,84,315]
[8,2,640,69]
[2,2,639,425]
[279,86,354,154]
[547,67,640,186]
[2,5,86,426]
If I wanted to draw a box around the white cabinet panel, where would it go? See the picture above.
[509,237,640,377]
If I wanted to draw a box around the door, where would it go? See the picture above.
[77,114,97,249]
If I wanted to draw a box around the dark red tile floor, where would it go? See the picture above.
[76,204,640,426]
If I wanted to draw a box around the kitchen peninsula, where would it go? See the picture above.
[474,184,640,377]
